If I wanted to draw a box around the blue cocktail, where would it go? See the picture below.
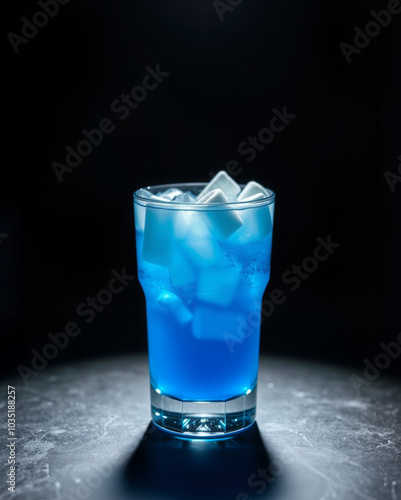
[134,173,275,437]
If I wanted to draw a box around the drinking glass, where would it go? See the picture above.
[134,183,275,438]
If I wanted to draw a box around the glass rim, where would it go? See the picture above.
[133,182,275,210]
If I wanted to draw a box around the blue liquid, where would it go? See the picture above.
[135,206,273,402]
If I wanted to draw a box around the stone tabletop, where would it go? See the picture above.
[0,355,400,500]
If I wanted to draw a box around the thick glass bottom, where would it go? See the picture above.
[150,385,257,438]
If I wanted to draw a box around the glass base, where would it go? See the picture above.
[150,385,257,438]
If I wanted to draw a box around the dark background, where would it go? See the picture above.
[1,0,400,378]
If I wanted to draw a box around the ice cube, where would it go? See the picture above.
[149,191,194,239]
[137,188,153,199]
[135,189,168,231]
[237,181,269,201]
[158,188,184,200]
[168,249,196,287]
[232,276,266,310]
[171,193,192,203]
[150,194,170,202]
[240,259,270,288]
[173,209,193,240]
[201,206,242,239]
[138,260,170,289]
[184,191,197,203]
[142,207,176,266]
[197,189,243,240]
[232,183,273,242]
[134,203,146,232]
[197,171,241,201]
[197,189,218,204]
[183,217,225,268]
[235,204,272,242]
[238,193,265,202]
[157,290,193,324]
[192,305,243,341]
[197,262,242,306]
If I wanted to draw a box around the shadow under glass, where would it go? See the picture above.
[120,421,281,500]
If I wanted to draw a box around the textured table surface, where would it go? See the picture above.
[1,355,400,500]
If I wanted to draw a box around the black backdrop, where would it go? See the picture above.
[1,0,400,379]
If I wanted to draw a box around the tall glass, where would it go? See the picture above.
[133,183,275,438]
